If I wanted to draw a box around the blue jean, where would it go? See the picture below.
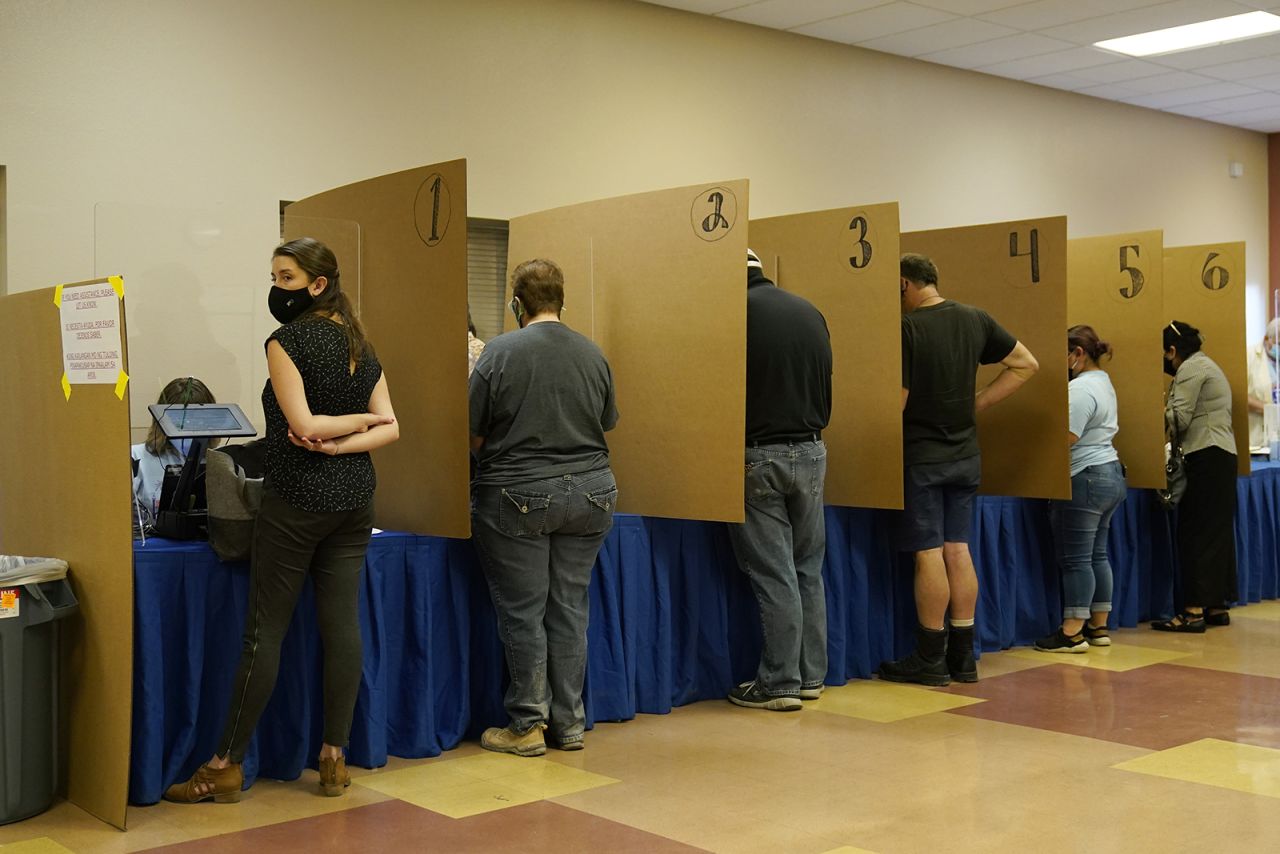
[1049,460,1126,621]
[471,467,616,742]
[727,441,828,695]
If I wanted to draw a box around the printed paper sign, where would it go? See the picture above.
[60,282,124,384]
[0,588,18,619]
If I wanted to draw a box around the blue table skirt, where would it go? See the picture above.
[131,462,1280,804]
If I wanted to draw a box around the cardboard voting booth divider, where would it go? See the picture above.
[286,160,472,538]
[508,181,748,522]
[750,203,903,509]
[0,281,133,829]
[1164,242,1250,475]
[901,217,1071,500]
[1067,231,1167,490]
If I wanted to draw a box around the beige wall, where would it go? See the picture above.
[0,0,1270,435]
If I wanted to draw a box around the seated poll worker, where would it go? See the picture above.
[164,237,398,804]
[469,258,619,756]
[881,253,1038,686]
[131,376,217,527]
[727,248,833,712]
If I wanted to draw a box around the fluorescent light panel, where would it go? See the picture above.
[1095,11,1280,58]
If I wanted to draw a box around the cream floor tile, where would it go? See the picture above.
[970,648,1054,678]
[1006,641,1190,671]
[806,680,985,722]
[1114,737,1280,798]
[0,838,76,854]
[353,751,618,818]
[1230,601,1280,621]
[820,848,877,854]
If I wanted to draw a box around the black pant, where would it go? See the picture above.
[1177,446,1238,609]
[217,489,373,762]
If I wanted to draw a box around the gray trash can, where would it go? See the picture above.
[0,556,78,825]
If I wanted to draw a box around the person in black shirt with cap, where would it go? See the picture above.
[727,249,833,711]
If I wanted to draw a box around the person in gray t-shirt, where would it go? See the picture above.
[469,258,619,757]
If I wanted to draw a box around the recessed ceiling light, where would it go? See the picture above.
[1094,11,1280,57]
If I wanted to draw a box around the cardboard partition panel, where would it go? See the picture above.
[1163,242,1250,474]
[0,283,133,829]
[901,218,1071,500]
[750,203,903,509]
[508,181,748,522]
[1067,231,1167,490]
[285,160,471,538]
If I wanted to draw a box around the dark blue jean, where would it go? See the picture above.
[1049,460,1126,621]
[471,467,616,742]
[727,441,828,695]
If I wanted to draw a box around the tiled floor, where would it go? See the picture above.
[5,615,1280,853]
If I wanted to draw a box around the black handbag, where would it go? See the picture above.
[1158,432,1187,509]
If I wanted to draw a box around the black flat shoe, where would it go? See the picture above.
[1151,613,1205,633]
[1205,610,1231,626]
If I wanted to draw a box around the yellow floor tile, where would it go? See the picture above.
[1006,642,1190,672]
[821,847,879,854]
[1231,601,1280,621]
[0,840,77,854]
[353,751,618,818]
[1114,738,1280,798]
[807,680,984,723]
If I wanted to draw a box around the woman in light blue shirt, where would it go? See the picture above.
[1036,325,1126,653]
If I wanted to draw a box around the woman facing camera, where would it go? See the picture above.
[164,237,399,803]
[1036,326,1126,653]
[1154,320,1237,632]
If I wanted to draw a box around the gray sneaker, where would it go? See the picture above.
[728,680,802,711]
[798,684,825,701]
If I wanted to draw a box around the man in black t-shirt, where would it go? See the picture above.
[727,249,833,712]
[470,258,619,756]
[879,253,1038,686]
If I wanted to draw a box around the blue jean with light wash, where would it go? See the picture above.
[1049,460,1126,621]
[727,440,828,695]
[471,467,616,744]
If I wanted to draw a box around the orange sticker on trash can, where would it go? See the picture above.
[0,588,17,619]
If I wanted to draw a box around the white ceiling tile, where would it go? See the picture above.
[640,0,747,13]
[719,0,886,29]
[855,17,1018,57]
[791,2,955,42]
[1065,58,1172,83]
[1076,81,1164,99]
[1237,70,1280,90]
[1040,0,1259,46]
[975,46,1127,77]
[978,0,1123,32]
[918,31,1079,68]
[1152,33,1280,69]
[1088,1,1178,10]
[1194,56,1280,80]
[1119,70,1220,92]
[1193,90,1280,111]
[1027,71,1116,90]
[1165,101,1236,117]
[1123,81,1259,108]
[1202,105,1280,124]
[910,0,1023,13]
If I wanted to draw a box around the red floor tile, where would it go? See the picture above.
[137,798,707,854]
[945,662,1280,750]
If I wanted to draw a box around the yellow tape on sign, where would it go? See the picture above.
[108,275,125,298]
[114,370,130,400]
[53,285,64,307]
[61,373,72,401]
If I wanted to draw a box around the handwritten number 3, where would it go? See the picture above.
[848,216,872,270]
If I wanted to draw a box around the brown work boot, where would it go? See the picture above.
[319,755,351,797]
[481,723,547,756]
[163,762,243,804]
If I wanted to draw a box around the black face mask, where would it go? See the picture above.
[269,285,315,324]
[1163,356,1177,377]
